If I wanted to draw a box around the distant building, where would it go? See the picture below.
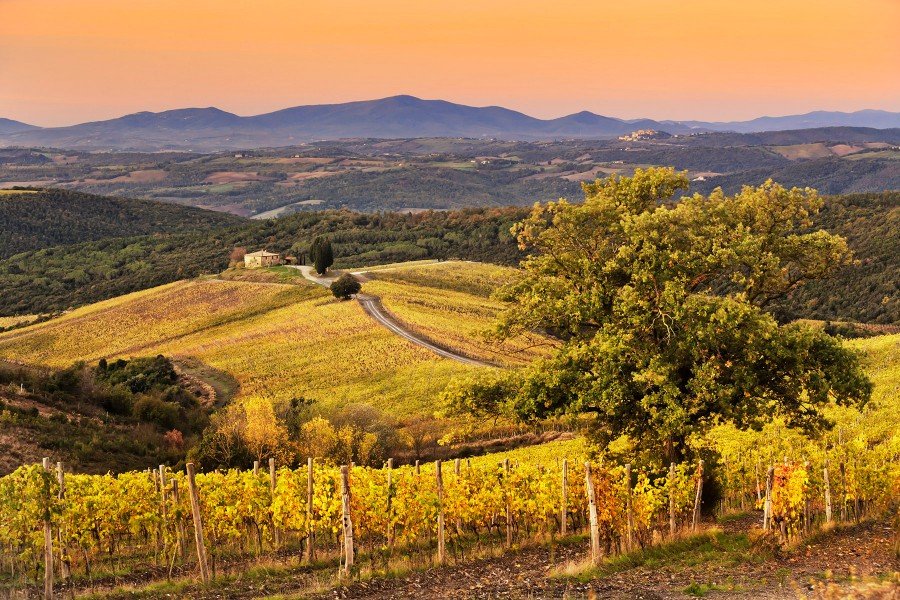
[244,250,281,268]
[617,129,672,142]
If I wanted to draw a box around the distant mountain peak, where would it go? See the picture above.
[0,117,39,135]
[1,98,897,152]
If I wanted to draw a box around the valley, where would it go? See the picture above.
[2,128,898,217]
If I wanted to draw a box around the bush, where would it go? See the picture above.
[330,273,361,300]
[132,396,180,429]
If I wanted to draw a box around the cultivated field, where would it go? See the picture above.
[0,266,526,417]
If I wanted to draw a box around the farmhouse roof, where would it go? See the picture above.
[245,250,280,257]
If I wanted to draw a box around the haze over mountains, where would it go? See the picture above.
[1,95,898,152]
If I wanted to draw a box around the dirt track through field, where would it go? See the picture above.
[292,265,497,367]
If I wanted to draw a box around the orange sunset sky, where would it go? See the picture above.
[1,0,898,126]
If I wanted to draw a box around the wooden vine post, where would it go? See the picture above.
[436,460,446,565]
[560,459,568,537]
[56,461,70,581]
[305,458,315,562]
[839,462,847,522]
[755,459,762,502]
[624,463,635,551]
[691,460,704,532]
[42,457,53,600]
[171,479,187,558]
[763,465,774,531]
[668,462,676,538]
[340,465,354,575]
[269,458,279,546]
[823,459,833,523]
[185,463,211,583]
[504,458,513,547]
[386,458,394,548]
[584,462,601,566]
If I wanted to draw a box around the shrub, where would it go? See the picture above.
[132,396,180,429]
[330,273,361,300]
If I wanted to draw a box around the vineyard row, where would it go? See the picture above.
[1,450,894,597]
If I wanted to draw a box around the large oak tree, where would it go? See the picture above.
[446,168,871,461]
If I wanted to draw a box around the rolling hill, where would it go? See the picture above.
[0,263,543,450]
[0,188,243,257]
[0,206,528,316]
[2,95,897,151]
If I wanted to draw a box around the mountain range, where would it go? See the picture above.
[1,95,898,152]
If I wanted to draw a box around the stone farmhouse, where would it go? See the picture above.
[244,250,282,268]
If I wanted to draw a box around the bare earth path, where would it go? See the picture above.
[314,518,898,600]
[291,265,496,367]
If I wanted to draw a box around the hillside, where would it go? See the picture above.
[0,118,37,135]
[0,188,242,257]
[0,262,560,470]
[1,190,896,325]
[0,207,528,316]
[0,262,555,470]
[2,259,895,474]
[774,191,900,324]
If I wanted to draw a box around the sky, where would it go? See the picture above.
[1,0,898,127]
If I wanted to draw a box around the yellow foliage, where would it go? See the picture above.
[242,396,290,463]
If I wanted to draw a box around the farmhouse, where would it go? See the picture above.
[244,250,281,268]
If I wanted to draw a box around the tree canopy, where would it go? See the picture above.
[330,273,362,300]
[310,236,334,275]
[446,168,872,461]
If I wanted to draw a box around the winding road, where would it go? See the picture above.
[291,265,495,367]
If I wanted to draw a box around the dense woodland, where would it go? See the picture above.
[773,191,899,324]
[0,188,240,256]
[0,188,896,324]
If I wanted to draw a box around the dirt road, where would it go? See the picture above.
[292,265,496,367]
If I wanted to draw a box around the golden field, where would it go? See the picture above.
[0,277,486,415]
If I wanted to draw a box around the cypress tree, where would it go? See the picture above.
[321,239,334,272]
[310,236,334,275]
